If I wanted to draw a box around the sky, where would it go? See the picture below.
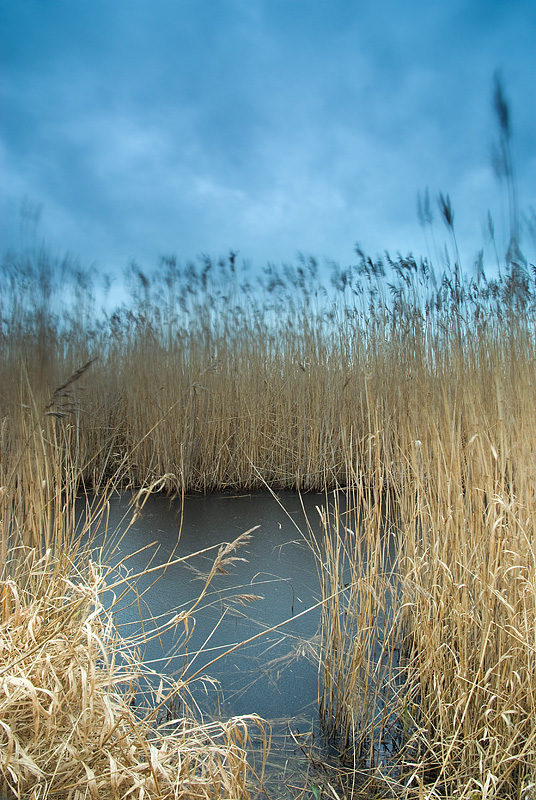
[1,0,535,282]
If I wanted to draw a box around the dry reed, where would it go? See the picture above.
[0,555,258,799]
[0,393,264,799]
[1,161,536,795]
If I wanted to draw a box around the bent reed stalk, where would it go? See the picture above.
[1,236,535,797]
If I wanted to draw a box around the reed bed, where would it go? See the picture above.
[1,193,535,794]
[4,247,533,497]
[317,417,535,797]
[0,404,264,798]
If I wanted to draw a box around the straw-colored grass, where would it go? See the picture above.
[0,398,264,799]
[317,431,535,797]
[1,192,535,795]
[0,555,257,799]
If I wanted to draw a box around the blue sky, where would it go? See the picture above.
[1,0,535,279]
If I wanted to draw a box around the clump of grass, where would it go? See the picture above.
[0,553,259,800]
[0,389,265,799]
[391,426,536,797]
[315,292,536,797]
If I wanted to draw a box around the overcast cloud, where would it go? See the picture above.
[1,0,535,278]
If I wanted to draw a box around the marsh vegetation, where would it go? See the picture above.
[1,81,535,798]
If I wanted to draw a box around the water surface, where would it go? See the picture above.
[97,491,326,725]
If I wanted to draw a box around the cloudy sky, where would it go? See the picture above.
[1,0,535,279]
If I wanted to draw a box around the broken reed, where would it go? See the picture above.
[0,550,259,799]
[1,247,535,795]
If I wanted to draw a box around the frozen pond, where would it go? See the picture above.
[87,492,327,732]
[81,489,400,795]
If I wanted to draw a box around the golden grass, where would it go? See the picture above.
[1,245,536,797]
[0,395,265,799]
[315,309,536,796]
[0,555,258,799]
[318,460,535,797]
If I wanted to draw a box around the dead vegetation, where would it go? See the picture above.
[1,159,535,796]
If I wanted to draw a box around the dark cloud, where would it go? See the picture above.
[1,0,534,274]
